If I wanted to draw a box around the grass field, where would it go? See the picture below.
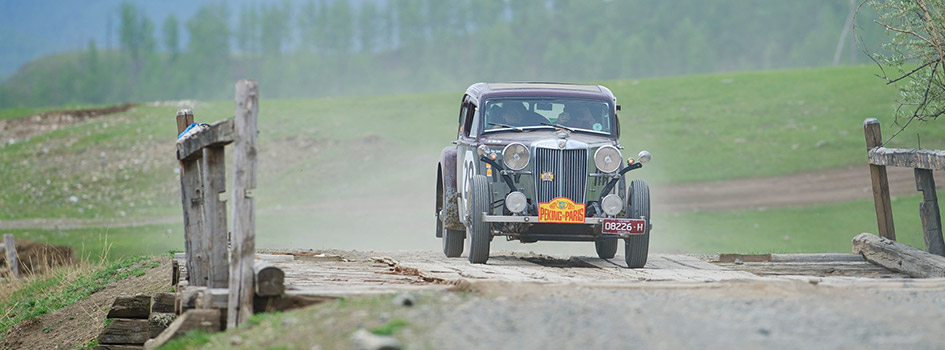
[2,65,943,257]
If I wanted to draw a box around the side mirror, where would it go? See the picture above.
[616,105,622,111]
[637,150,651,163]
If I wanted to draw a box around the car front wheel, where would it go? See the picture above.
[624,179,650,268]
[466,175,492,264]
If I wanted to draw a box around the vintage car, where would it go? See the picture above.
[435,82,652,267]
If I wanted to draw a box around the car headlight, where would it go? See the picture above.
[503,143,529,170]
[505,191,527,213]
[594,146,621,173]
[601,194,623,216]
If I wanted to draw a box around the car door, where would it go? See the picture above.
[455,96,479,223]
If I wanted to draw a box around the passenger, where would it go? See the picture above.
[557,103,596,129]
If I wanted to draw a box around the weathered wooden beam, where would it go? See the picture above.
[915,169,945,256]
[228,80,259,329]
[203,145,229,288]
[254,262,285,297]
[3,234,18,278]
[144,309,222,350]
[197,288,230,309]
[106,294,151,319]
[177,108,208,287]
[171,260,179,287]
[176,107,194,136]
[864,118,896,240]
[868,147,945,170]
[176,118,235,161]
[97,319,150,345]
[852,232,945,277]
[151,292,176,314]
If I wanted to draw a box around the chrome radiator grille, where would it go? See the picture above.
[534,148,587,204]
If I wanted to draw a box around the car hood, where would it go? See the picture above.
[478,129,615,149]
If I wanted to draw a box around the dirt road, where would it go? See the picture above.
[654,164,945,212]
[1,164,938,231]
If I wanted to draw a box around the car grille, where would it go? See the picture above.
[534,148,587,204]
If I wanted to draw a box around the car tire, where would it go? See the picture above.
[595,238,618,259]
[467,175,492,264]
[436,176,466,258]
[443,228,464,258]
[625,179,650,268]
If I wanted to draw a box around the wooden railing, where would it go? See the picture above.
[864,118,945,257]
[175,80,259,328]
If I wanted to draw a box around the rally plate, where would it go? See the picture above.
[601,218,647,235]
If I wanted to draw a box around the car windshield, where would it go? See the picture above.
[483,98,614,134]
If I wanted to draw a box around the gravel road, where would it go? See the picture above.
[400,280,945,350]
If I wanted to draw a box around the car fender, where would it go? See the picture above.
[438,146,464,231]
[439,145,458,191]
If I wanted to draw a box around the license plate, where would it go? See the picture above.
[602,218,647,235]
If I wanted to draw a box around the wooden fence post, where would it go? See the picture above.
[864,118,896,240]
[915,169,945,256]
[177,108,209,286]
[228,80,258,328]
[3,234,18,278]
[203,146,229,288]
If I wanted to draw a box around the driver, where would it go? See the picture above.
[501,102,539,126]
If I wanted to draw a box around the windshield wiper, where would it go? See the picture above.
[540,122,575,132]
[488,122,524,132]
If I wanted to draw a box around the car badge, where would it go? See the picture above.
[557,139,567,148]
[540,171,554,182]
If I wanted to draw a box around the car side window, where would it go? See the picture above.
[457,104,468,138]
[466,105,479,137]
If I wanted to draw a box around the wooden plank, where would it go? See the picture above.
[852,232,945,277]
[202,146,229,288]
[106,295,151,319]
[176,118,235,161]
[228,80,259,329]
[868,147,945,170]
[770,253,865,263]
[180,157,208,286]
[144,309,221,350]
[717,253,771,263]
[864,118,896,240]
[3,234,17,278]
[254,262,285,297]
[97,319,150,345]
[915,168,945,256]
[176,108,208,286]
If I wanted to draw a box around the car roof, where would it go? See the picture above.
[464,82,616,106]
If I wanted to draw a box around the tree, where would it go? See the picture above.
[860,0,945,142]
[119,2,141,60]
[358,0,379,53]
[261,1,292,56]
[185,3,231,98]
[163,14,180,60]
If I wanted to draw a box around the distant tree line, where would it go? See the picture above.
[0,0,885,108]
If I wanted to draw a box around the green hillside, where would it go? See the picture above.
[2,65,940,257]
